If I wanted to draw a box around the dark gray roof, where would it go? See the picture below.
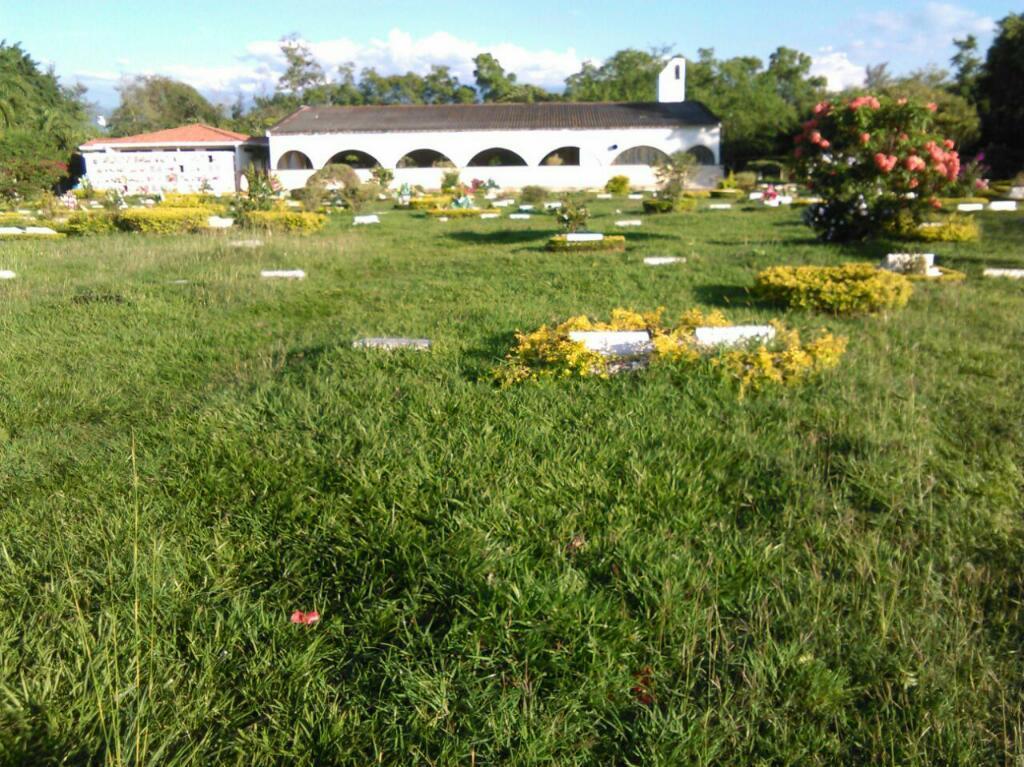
[269,101,720,135]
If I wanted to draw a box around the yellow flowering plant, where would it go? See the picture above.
[755,263,912,314]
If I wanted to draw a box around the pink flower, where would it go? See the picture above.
[860,132,871,145]
[874,153,898,173]
[930,198,942,209]
[905,155,926,172]
[812,101,831,115]
[290,610,305,624]
[290,610,321,625]
[819,139,831,149]
[897,97,908,105]
[809,131,822,145]
[927,102,938,112]
[909,178,919,189]
[943,139,955,149]
[975,178,989,190]
[849,95,881,110]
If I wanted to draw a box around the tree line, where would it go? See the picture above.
[1,13,1022,201]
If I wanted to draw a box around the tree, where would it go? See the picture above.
[976,13,1024,175]
[564,48,668,102]
[950,35,982,103]
[278,36,325,94]
[108,76,223,136]
[473,53,518,102]
[423,65,476,104]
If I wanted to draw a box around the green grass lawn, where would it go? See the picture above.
[1,202,1022,765]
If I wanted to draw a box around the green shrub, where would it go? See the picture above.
[914,215,980,242]
[546,234,626,252]
[643,197,697,214]
[0,212,36,227]
[62,212,119,236]
[520,185,546,205]
[755,263,913,314]
[117,208,207,234]
[556,198,589,232]
[604,175,630,196]
[732,171,758,190]
[242,211,327,233]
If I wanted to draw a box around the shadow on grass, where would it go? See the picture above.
[460,330,516,382]
[447,230,553,245]
[692,284,778,310]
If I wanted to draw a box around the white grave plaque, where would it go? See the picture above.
[25,226,58,235]
[230,239,263,248]
[957,203,984,212]
[615,220,642,227]
[544,202,562,210]
[207,216,234,229]
[519,204,534,211]
[627,193,643,200]
[983,268,1024,279]
[596,193,613,199]
[568,330,652,356]
[989,201,1017,212]
[493,199,515,208]
[353,337,431,350]
[694,325,776,347]
[643,257,683,266]
[0,270,16,279]
[260,269,306,280]
[353,214,380,225]
[0,227,24,236]
[748,192,764,200]
[509,213,531,220]
[566,233,604,242]
[479,213,499,219]
[708,204,732,210]
[437,216,449,222]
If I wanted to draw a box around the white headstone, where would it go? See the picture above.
[566,233,604,242]
[885,253,935,275]
[479,213,499,219]
[437,216,449,222]
[764,199,781,208]
[615,220,642,227]
[778,195,793,205]
[643,257,684,266]
[748,192,764,200]
[0,227,24,236]
[568,330,652,356]
[957,203,984,212]
[983,268,1024,279]
[493,199,515,208]
[708,204,732,210]
[207,216,234,229]
[0,270,16,279]
[260,269,306,279]
[519,204,534,211]
[26,226,57,235]
[230,239,263,248]
[627,194,643,200]
[989,201,1017,212]
[169,279,189,285]
[353,337,431,350]
[509,213,531,220]
[596,193,613,199]
[1008,186,1024,200]
[694,325,776,347]
[544,201,562,210]
[353,214,380,225]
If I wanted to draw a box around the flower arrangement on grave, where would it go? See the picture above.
[556,197,589,232]
[795,95,965,241]
[494,307,847,396]
[755,263,913,314]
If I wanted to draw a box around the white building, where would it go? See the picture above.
[79,125,265,195]
[269,58,721,191]
[80,59,721,194]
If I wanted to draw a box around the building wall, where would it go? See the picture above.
[82,148,240,195]
[268,124,722,191]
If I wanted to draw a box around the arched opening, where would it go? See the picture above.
[276,150,313,171]
[467,148,528,167]
[396,149,455,169]
[539,146,581,166]
[612,146,671,166]
[687,145,716,165]
[326,150,380,169]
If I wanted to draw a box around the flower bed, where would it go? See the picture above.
[241,211,327,233]
[906,266,966,283]
[494,306,847,396]
[913,215,980,243]
[117,208,208,234]
[546,234,626,252]
[408,196,454,210]
[755,264,913,314]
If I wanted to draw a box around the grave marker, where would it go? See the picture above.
[643,257,684,266]
[694,325,776,347]
[989,201,1017,212]
[983,268,1024,279]
[708,203,732,210]
[260,269,306,279]
[0,270,15,279]
[353,214,380,225]
[353,337,431,350]
[568,330,652,356]
[615,220,642,227]
[957,203,984,212]
[509,213,531,220]
[566,233,604,242]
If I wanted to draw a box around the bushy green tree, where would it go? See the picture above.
[108,76,223,136]
[564,48,667,102]
[976,12,1024,175]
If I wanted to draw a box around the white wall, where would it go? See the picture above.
[83,148,239,194]
[269,124,722,191]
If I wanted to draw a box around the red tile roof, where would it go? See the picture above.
[81,124,252,147]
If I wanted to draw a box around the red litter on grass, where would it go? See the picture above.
[290,610,320,625]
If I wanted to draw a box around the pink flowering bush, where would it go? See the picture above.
[794,95,963,241]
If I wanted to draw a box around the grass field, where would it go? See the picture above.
[1,201,1022,765]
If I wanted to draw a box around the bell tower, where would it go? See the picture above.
[658,57,686,102]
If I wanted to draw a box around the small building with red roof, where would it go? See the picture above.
[79,124,267,195]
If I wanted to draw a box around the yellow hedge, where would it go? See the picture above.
[546,234,626,252]
[755,264,912,314]
[243,211,326,233]
[409,196,454,210]
[117,208,208,234]
[426,208,501,218]
[915,215,980,242]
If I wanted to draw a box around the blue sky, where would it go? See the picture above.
[0,0,1010,110]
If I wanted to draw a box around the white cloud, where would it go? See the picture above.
[860,2,996,57]
[73,28,584,105]
[811,49,866,91]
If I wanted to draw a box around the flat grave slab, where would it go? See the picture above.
[596,193,613,199]
[509,213,531,220]
[568,330,652,357]
[983,268,1024,279]
[0,270,16,279]
[544,201,563,210]
[353,337,431,351]
[353,214,380,225]
[708,204,732,210]
[615,220,642,227]
[519,204,535,211]
[0,227,24,235]
[627,193,644,200]
[260,269,306,279]
[748,192,764,200]
[643,257,684,266]
[230,239,263,248]
[437,216,449,222]
[25,226,59,235]
[207,216,234,229]
[989,201,1017,212]
[566,233,604,242]
[493,199,516,207]
[694,325,776,347]
[957,203,984,212]
[479,213,499,219]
